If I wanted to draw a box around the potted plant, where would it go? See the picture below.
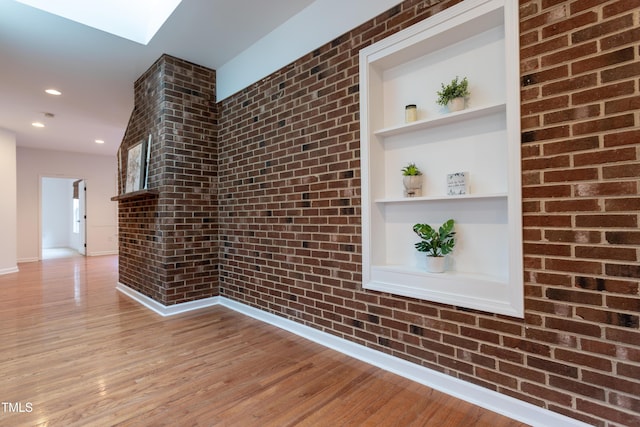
[401,162,423,197]
[413,219,455,273]
[436,76,470,112]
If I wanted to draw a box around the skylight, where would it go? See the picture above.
[15,0,182,45]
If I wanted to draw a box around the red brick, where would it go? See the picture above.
[574,181,638,197]
[519,1,538,19]
[572,80,635,105]
[524,327,577,348]
[442,334,479,352]
[522,65,566,87]
[609,95,640,118]
[545,198,601,212]
[521,95,569,115]
[574,147,637,166]
[523,184,572,198]
[527,355,578,378]
[549,375,605,400]
[480,344,524,364]
[544,167,599,183]
[523,214,572,227]
[569,0,606,14]
[607,295,640,311]
[606,231,640,245]
[543,11,598,40]
[603,1,640,18]
[609,392,640,414]
[575,245,638,262]
[604,129,640,147]
[545,258,603,275]
[524,243,571,257]
[575,213,637,228]
[578,277,638,295]
[572,114,635,136]
[528,271,572,287]
[580,338,618,357]
[577,306,639,329]
[542,136,599,155]
[606,327,640,347]
[577,398,640,427]
[546,288,603,306]
[521,8,565,33]
[572,15,634,44]
[544,104,600,125]
[438,355,474,375]
[522,154,571,170]
[604,65,640,90]
[605,196,640,211]
[475,367,517,388]
[542,41,598,67]
[583,369,640,395]
[545,316,603,337]
[600,25,640,50]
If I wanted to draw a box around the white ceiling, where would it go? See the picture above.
[0,0,315,156]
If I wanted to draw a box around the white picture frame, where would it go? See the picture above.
[125,141,146,193]
[447,171,469,196]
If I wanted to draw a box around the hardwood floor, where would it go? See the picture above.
[0,256,529,426]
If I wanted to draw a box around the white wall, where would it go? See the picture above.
[17,147,118,261]
[0,129,17,275]
[41,177,75,249]
[217,0,403,100]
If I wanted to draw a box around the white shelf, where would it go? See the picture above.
[375,192,507,204]
[359,0,523,317]
[374,103,506,138]
[366,265,520,317]
[372,264,505,285]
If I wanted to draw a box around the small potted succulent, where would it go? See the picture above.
[436,76,470,112]
[401,162,423,197]
[413,219,456,273]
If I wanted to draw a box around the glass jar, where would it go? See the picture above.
[405,104,417,123]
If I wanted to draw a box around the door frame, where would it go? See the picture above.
[39,175,87,260]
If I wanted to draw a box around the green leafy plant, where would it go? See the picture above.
[413,219,456,257]
[401,162,422,176]
[436,76,470,106]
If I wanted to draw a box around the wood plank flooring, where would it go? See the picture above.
[0,256,529,426]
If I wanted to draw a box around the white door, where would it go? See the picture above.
[77,180,86,255]
[70,179,87,255]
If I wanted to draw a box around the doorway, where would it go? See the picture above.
[41,177,86,259]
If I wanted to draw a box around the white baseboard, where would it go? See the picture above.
[17,258,39,263]
[115,285,590,427]
[0,266,19,275]
[116,282,219,316]
[88,250,119,257]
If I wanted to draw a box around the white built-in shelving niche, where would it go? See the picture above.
[359,0,523,317]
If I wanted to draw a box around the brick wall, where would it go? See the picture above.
[118,54,219,305]
[520,1,639,425]
[217,1,639,425]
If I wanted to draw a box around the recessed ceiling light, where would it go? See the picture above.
[95,139,105,144]
[32,122,45,128]
[45,89,62,96]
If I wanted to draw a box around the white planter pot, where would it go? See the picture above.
[447,97,466,112]
[426,256,446,273]
[403,175,422,197]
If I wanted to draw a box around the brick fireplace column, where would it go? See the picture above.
[115,54,218,305]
